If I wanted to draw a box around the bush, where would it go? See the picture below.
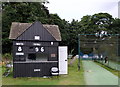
[2,53,12,61]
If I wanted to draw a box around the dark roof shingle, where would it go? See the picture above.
[9,22,61,41]
[43,25,61,41]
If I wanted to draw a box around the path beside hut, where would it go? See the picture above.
[82,60,118,85]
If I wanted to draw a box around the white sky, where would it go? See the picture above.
[45,0,120,22]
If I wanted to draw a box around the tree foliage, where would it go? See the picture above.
[2,2,69,54]
[79,13,114,34]
[2,2,50,53]
[91,13,114,33]
[67,13,119,55]
[110,18,120,34]
[2,2,120,55]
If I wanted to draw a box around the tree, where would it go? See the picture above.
[110,18,120,34]
[79,15,92,34]
[67,13,115,55]
[2,2,50,54]
[2,2,69,54]
[67,19,81,55]
[91,13,114,34]
[79,13,114,34]
[2,2,119,56]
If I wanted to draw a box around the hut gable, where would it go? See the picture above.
[9,21,61,41]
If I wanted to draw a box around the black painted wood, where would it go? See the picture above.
[12,21,60,77]
[13,62,58,77]
[16,22,56,41]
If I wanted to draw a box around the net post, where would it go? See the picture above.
[78,34,80,71]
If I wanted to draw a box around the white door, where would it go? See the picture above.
[59,46,68,74]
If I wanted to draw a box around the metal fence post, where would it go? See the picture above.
[78,34,80,71]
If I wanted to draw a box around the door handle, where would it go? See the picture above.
[65,60,67,61]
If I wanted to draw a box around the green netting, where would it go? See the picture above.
[78,34,120,71]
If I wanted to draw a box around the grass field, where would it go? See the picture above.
[2,59,85,85]
[94,61,120,78]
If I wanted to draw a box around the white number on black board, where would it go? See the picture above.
[18,46,22,52]
[35,47,39,52]
[41,47,44,52]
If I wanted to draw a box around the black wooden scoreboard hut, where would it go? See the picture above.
[9,21,61,77]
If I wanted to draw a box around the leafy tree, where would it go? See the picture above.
[79,15,92,34]
[110,18,120,34]
[68,13,115,55]
[67,19,81,55]
[2,2,50,54]
[91,13,114,34]
[79,13,114,34]
[2,2,69,54]
[2,2,119,57]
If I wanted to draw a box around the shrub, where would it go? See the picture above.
[2,53,12,61]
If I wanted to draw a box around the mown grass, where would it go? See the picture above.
[58,59,85,85]
[94,61,120,78]
[2,59,85,85]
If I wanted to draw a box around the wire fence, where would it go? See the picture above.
[78,34,120,71]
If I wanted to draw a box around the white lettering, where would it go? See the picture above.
[41,47,44,52]
[18,46,22,52]
[33,43,41,46]
[16,53,24,55]
[16,43,24,45]
[35,47,39,52]
[34,69,41,72]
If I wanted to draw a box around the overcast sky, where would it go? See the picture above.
[45,0,120,22]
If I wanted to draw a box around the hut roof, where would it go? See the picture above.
[9,22,61,41]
